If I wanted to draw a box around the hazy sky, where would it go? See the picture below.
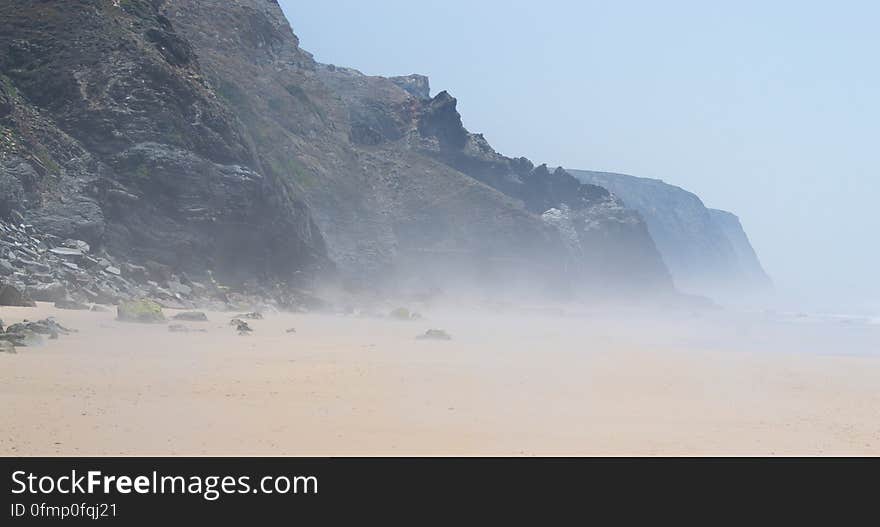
[280,0,879,312]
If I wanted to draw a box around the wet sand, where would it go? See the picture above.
[1,303,879,456]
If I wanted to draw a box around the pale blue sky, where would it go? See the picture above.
[280,0,879,312]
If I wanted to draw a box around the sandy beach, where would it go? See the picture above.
[1,302,879,456]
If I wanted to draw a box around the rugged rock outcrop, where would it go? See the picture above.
[164,0,672,298]
[389,75,431,100]
[0,0,328,287]
[3,0,674,302]
[0,217,211,307]
[570,170,771,297]
[0,217,323,310]
[1,317,74,350]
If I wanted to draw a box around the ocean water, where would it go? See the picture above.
[601,307,880,358]
[746,310,880,357]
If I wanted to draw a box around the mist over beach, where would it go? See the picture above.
[3,301,879,456]
[1,0,878,458]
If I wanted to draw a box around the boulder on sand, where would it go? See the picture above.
[1,329,43,347]
[0,283,36,307]
[173,311,209,322]
[390,307,422,320]
[230,319,253,335]
[117,300,166,323]
[417,329,452,341]
[390,307,410,320]
[168,324,206,333]
[2,317,74,347]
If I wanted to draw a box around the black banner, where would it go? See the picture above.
[1,458,874,523]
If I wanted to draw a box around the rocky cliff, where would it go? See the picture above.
[2,0,674,302]
[0,0,328,288]
[708,209,771,289]
[570,170,771,298]
[163,0,672,298]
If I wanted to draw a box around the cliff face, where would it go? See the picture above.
[163,0,672,297]
[708,209,771,288]
[570,170,771,297]
[0,0,328,285]
[2,0,674,300]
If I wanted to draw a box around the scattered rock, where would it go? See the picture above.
[0,333,26,346]
[0,340,15,354]
[25,282,68,302]
[235,312,263,320]
[389,307,412,320]
[286,328,297,334]
[417,329,452,341]
[7,318,74,337]
[121,263,148,283]
[390,307,417,320]
[34,273,58,283]
[90,304,109,312]
[19,259,51,273]
[173,311,209,322]
[0,219,326,314]
[54,299,90,310]
[2,317,73,346]
[230,319,253,335]
[144,260,173,282]
[63,239,91,253]
[49,247,85,258]
[0,259,15,276]
[0,283,36,307]
[168,324,206,333]
[117,300,165,323]
[167,279,192,296]
[155,298,190,310]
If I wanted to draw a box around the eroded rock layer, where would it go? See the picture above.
[2,0,674,302]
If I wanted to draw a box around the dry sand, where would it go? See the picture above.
[1,302,879,456]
